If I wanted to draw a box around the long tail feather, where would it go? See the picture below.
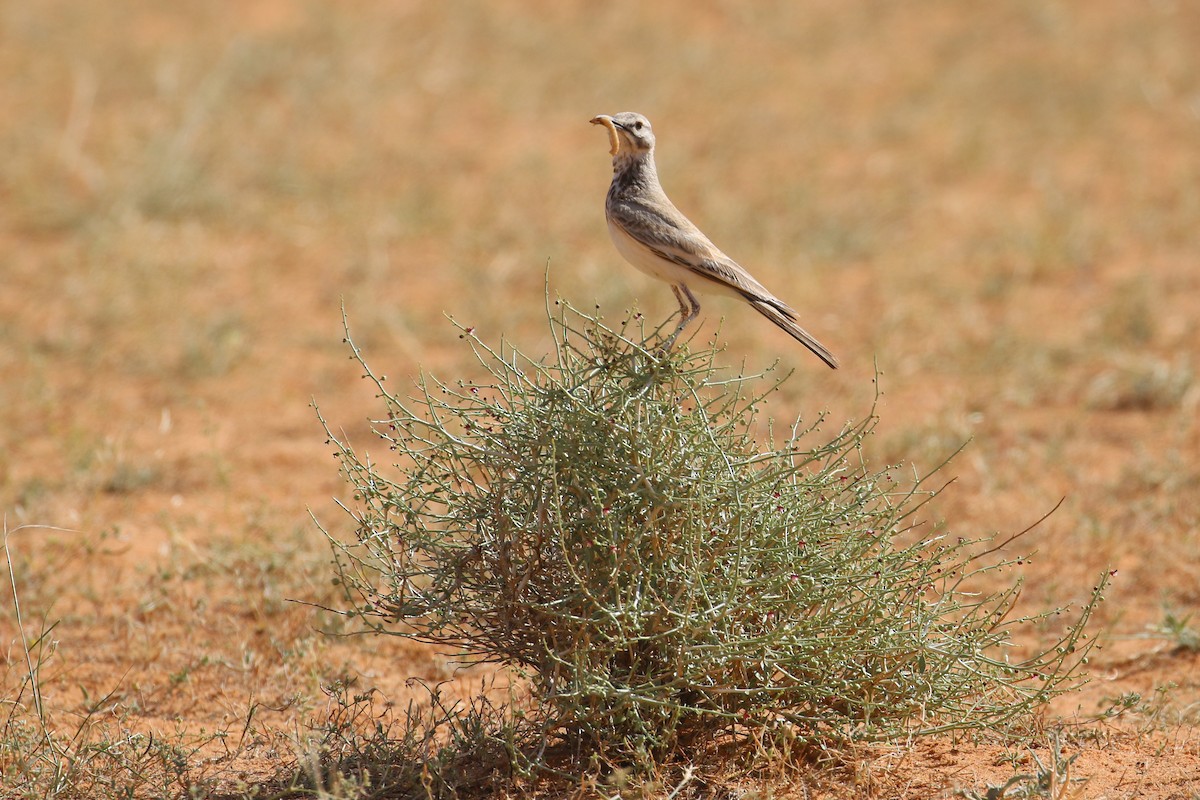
[749,299,839,369]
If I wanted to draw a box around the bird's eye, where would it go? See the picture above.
[634,120,644,130]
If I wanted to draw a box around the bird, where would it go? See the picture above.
[590,112,838,369]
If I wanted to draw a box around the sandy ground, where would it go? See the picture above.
[2,1,1198,797]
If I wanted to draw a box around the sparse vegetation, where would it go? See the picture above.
[315,303,1103,786]
[1083,356,1195,412]
[960,733,1086,800]
[2,525,209,799]
[3,2,1200,797]
[1149,610,1200,654]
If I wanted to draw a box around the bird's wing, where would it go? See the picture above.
[609,195,784,303]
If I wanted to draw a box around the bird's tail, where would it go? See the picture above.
[748,299,839,369]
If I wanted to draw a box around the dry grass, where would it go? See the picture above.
[1,1,1199,797]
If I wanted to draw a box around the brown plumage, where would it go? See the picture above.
[591,112,838,369]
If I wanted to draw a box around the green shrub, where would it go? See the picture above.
[319,301,1104,770]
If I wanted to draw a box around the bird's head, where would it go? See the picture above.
[590,112,655,157]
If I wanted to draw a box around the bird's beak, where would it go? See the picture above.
[590,114,621,156]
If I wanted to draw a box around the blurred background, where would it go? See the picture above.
[1,0,1197,791]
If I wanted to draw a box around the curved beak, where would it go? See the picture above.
[590,114,621,157]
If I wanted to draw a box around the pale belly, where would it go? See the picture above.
[606,219,743,300]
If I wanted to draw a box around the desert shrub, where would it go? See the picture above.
[318,301,1103,771]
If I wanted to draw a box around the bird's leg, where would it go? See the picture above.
[680,284,701,324]
[662,284,701,351]
[670,285,690,321]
